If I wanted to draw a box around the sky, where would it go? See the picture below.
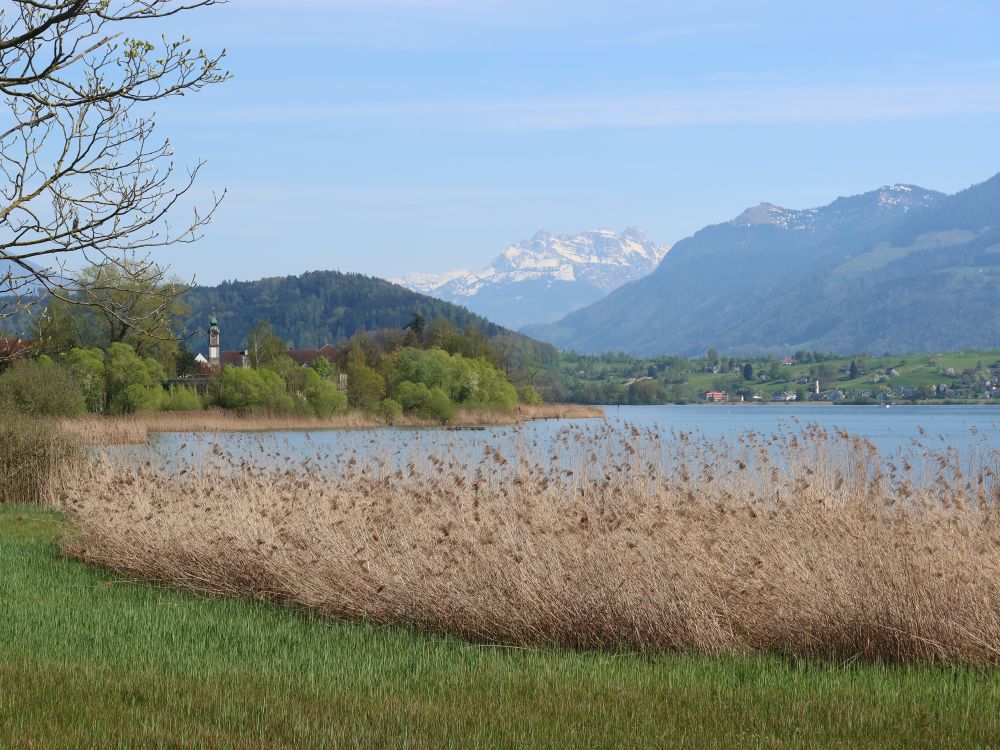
[147,0,1000,285]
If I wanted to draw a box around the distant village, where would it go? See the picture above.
[694,357,1000,404]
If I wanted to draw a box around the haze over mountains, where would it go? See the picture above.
[394,228,669,330]
[526,173,1000,356]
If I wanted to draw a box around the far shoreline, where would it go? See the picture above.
[58,403,606,445]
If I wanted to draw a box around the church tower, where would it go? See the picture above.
[208,315,220,367]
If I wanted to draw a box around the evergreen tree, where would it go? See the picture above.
[406,312,426,338]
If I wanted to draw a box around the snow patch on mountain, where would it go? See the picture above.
[730,185,941,231]
[395,227,670,300]
[396,268,474,295]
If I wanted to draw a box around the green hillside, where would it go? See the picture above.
[528,173,1000,356]
[182,270,511,349]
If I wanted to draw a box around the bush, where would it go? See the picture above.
[392,380,454,422]
[0,359,86,417]
[118,383,164,414]
[217,367,264,413]
[217,366,310,415]
[161,385,203,412]
[304,376,348,418]
[461,363,516,412]
[308,356,333,379]
[258,369,296,414]
[61,348,106,413]
[0,411,79,504]
[106,343,165,414]
[347,362,384,411]
[519,385,543,406]
[395,348,450,390]
[378,398,403,425]
[395,347,516,413]
[395,380,432,413]
[424,386,456,423]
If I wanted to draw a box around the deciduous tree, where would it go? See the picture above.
[0,1,227,348]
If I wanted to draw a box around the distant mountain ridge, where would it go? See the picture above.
[394,228,669,329]
[525,175,1000,355]
[732,183,942,230]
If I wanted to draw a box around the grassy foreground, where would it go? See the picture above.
[2,506,998,749]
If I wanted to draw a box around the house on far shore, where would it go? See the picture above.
[703,390,727,403]
[772,390,797,402]
[283,343,339,367]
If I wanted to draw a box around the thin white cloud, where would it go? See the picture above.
[206,81,1000,129]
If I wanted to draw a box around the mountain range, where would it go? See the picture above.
[6,174,1000,360]
[394,228,669,329]
[525,174,1000,355]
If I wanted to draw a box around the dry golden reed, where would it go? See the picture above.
[0,413,80,504]
[58,404,604,445]
[57,423,1000,666]
[56,416,149,446]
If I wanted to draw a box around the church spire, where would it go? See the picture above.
[208,314,220,367]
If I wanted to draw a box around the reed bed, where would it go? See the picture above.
[57,422,1000,666]
[56,415,149,446]
[56,403,604,446]
[0,413,80,504]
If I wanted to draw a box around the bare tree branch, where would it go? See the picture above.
[0,0,228,357]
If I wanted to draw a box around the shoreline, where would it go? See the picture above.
[58,403,606,445]
[605,400,1000,407]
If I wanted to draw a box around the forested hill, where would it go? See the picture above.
[184,270,511,349]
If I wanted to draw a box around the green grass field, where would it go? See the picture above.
[2,506,999,748]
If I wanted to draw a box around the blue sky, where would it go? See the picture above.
[151,0,1000,285]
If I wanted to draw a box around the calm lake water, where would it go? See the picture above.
[141,404,1000,469]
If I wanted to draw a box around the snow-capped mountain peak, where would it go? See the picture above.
[392,227,670,329]
[393,268,475,295]
[481,227,668,288]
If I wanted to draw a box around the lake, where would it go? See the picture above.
[139,404,1000,471]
